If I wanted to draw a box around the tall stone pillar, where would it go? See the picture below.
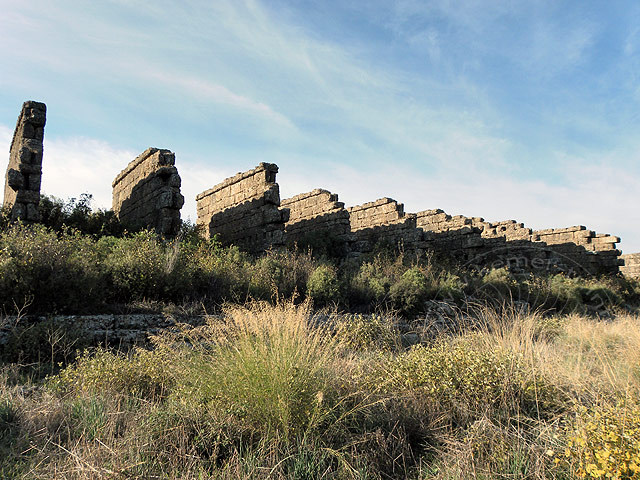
[3,101,46,222]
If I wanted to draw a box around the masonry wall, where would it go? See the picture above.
[3,101,46,222]
[281,189,351,245]
[196,163,287,253]
[347,198,423,255]
[193,163,622,275]
[112,148,184,237]
[415,209,621,275]
[620,253,640,278]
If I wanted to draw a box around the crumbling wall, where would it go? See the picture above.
[282,189,351,245]
[112,148,184,236]
[347,198,422,255]
[620,253,640,278]
[415,209,620,275]
[192,163,621,275]
[3,101,46,222]
[196,163,287,252]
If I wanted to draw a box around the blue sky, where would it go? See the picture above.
[1,0,639,251]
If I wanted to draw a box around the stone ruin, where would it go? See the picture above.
[3,101,46,222]
[196,163,624,276]
[2,102,186,237]
[112,148,184,237]
[1,100,636,276]
[620,254,640,279]
[196,163,288,253]
[281,188,351,246]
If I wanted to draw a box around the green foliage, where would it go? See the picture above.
[38,193,125,237]
[333,313,399,351]
[248,249,316,301]
[52,347,173,400]
[0,223,107,313]
[104,230,176,301]
[373,341,552,420]
[389,266,431,314]
[69,397,107,442]
[307,264,340,306]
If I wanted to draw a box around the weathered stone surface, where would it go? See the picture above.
[3,101,46,222]
[112,148,184,237]
[0,314,205,350]
[281,189,351,246]
[620,253,640,278]
[196,163,287,253]
[194,163,622,275]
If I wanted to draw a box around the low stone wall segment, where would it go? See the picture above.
[281,189,351,245]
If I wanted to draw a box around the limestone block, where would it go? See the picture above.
[6,169,23,190]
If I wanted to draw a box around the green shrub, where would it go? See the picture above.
[307,265,340,306]
[334,313,398,351]
[0,223,107,313]
[247,249,316,301]
[103,231,190,301]
[389,267,432,314]
[372,341,552,421]
[39,193,125,237]
[52,347,173,399]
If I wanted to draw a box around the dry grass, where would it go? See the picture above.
[1,303,640,479]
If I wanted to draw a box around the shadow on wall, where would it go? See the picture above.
[351,220,621,277]
[112,148,184,237]
[205,196,288,254]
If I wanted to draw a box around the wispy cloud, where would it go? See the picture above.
[146,72,294,128]
[1,0,639,252]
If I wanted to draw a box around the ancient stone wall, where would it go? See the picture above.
[620,253,640,278]
[112,148,184,236]
[196,163,288,252]
[348,198,406,230]
[415,209,620,275]
[346,198,423,255]
[193,163,622,275]
[3,101,46,222]
[281,189,351,245]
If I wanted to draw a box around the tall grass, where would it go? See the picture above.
[2,303,640,478]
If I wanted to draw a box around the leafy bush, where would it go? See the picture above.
[248,249,316,301]
[333,313,399,351]
[373,341,551,420]
[0,223,107,313]
[307,265,340,306]
[103,230,195,302]
[561,401,640,479]
[389,266,432,314]
[39,193,125,237]
[52,347,173,400]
